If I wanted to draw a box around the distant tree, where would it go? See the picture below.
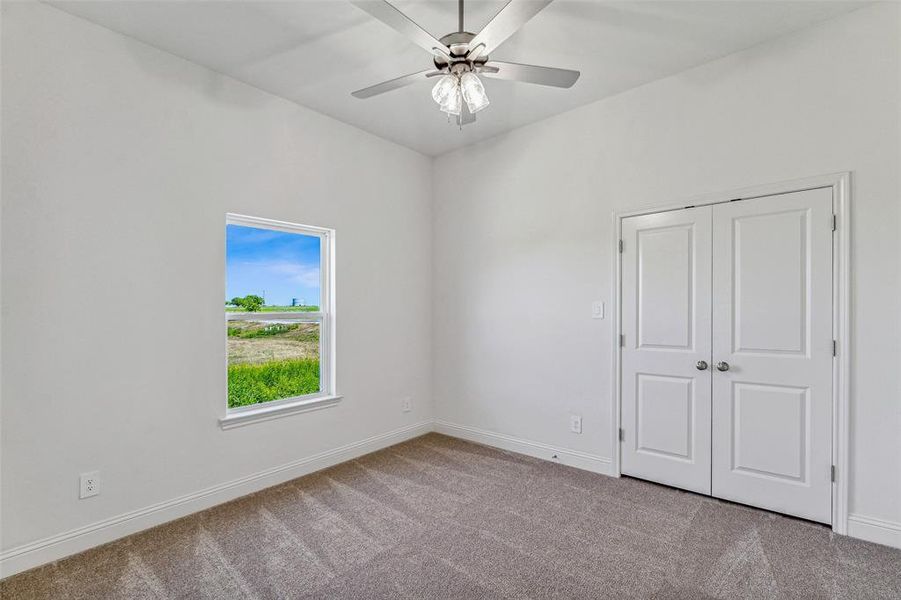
[243,295,264,311]
[229,295,264,312]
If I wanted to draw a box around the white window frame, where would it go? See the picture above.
[220,213,339,430]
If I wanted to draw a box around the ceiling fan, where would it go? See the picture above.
[350,0,580,126]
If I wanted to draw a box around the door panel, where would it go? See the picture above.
[731,382,808,481]
[637,227,694,349]
[711,188,833,524]
[732,209,808,355]
[621,207,712,494]
[637,374,694,460]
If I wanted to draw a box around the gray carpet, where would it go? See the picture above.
[3,433,900,599]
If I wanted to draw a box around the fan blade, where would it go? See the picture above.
[482,61,579,88]
[352,69,442,99]
[351,1,449,57]
[468,0,553,56]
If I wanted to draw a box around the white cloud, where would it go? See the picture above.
[256,260,320,287]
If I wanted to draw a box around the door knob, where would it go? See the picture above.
[716,361,730,372]
[696,360,708,371]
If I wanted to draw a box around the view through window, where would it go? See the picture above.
[226,216,332,410]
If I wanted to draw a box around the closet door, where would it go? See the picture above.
[711,188,833,524]
[621,207,712,494]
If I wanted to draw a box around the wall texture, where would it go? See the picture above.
[432,3,900,545]
[1,1,432,571]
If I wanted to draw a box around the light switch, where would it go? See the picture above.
[592,301,605,319]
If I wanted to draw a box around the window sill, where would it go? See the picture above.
[219,395,342,430]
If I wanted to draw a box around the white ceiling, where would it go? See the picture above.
[48,0,863,156]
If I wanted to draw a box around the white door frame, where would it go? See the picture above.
[611,172,850,535]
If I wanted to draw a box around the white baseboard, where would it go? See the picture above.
[847,513,901,549]
[434,420,614,476]
[0,420,433,579]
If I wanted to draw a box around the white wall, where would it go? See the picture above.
[432,2,901,542]
[0,0,432,568]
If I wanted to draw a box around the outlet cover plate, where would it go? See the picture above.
[80,471,100,499]
[570,415,583,434]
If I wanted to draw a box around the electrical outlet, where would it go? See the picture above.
[570,415,582,434]
[79,471,100,499]
[401,397,412,413]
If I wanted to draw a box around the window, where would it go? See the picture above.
[222,214,337,428]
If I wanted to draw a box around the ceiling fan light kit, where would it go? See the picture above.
[432,69,489,118]
[460,72,490,113]
[351,0,579,128]
[435,75,463,115]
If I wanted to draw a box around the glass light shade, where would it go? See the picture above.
[440,88,462,116]
[431,75,457,106]
[460,72,490,113]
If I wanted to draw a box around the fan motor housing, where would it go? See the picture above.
[434,31,488,71]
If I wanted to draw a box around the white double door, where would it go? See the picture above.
[620,187,834,524]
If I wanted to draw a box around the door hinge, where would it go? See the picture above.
[831,465,836,482]
[620,334,625,347]
[832,215,837,231]
[619,428,625,442]
[618,239,624,253]
[833,340,837,357]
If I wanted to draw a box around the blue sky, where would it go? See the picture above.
[226,224,321,307]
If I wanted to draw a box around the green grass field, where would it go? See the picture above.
[228,359,320,408]
[225,305,320,313]
[226,319,321,408]
[227,322,300,339]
